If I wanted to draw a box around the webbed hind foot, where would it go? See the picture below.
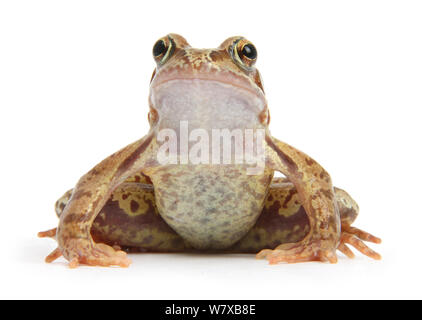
[337,225,381,260]
[256,240,338,264]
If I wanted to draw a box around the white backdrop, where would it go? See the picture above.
[1,0,421,299]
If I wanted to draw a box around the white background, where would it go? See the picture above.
[1,0,421,300]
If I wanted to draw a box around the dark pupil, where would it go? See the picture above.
[241,44,257,59]
[153,40,167,57]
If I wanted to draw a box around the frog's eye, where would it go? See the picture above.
[232,39,257,70]
[240,43,257,60]
[153,40,167,57]
[152,36,175,65]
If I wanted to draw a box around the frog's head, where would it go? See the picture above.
[148,34,269,132]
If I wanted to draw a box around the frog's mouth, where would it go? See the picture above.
[149,77,267,132]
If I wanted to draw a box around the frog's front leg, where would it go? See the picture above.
[48,133,155,268]
[260,136,342,264]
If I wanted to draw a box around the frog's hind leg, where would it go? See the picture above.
[39,172,169,266]
[39,188,129,267]
[37,188,73,239]
[54,189,73,218]
[89,182,188,253]
[335,187,381,260]
[50,181,187,243]
[38,189,74,264]
[40,179,189,266]
[38,227,65,262]
[47,172,151,220]
[253,180,381,263]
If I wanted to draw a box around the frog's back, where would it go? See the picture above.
[144,165,273,249]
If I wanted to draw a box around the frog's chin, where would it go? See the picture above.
[149,79,266,132]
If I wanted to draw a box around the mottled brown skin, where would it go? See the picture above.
[48,175,379,256]
[39,34,381,267]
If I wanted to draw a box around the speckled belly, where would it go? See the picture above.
[144,165,273,249]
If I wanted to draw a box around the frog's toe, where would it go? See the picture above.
[39,228,64,263]
[256,243,338,264]
[342,225,382,244]
[338,224,381,260]
[339,229,381,260]
[45,247,63,263]
[63,239,132,268]
[38,227,57,239]
[337,242,355,258]
[85,243,132,268]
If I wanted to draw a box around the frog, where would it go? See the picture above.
[39,34,381,268]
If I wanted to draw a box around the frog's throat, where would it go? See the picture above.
[149,79,266,132]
